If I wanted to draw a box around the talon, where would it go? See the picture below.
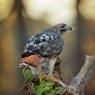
[39,75,46,81]
[46,75,54,80]
[46,75,66,87]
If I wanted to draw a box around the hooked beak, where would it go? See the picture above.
[60,24,72,34]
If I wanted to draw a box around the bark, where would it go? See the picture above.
[66,55,95,95]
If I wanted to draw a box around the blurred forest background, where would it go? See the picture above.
[0,0,95,95]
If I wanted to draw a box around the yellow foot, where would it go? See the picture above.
[39,75,55,81]
[46,75,60,83]
[39,75,66,87]
[46,75,66,87]
[39,75,46,81]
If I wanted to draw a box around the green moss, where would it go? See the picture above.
[22,66,32,82]
[22,67,65,95]
[34,80,54,95]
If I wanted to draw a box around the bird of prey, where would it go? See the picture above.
[19,23,72,83]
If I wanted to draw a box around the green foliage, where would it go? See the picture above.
[34,80,54,95]
[22,67,65,95]
[33,80,64,95]
[22,67,32,82]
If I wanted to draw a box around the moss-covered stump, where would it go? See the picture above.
[21,66,71,95]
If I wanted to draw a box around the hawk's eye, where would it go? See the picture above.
[61,24,66,28]
[60,28,66,32]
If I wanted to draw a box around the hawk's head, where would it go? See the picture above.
[52,23,72,34]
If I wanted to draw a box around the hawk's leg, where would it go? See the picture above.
[48,58,65,87]
[49,57,56,75]
[38,58,50,81]
[46,57,57,81]
[38,58,56,81]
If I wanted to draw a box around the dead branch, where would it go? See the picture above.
[21,55,95,95]
[69,55,95,95]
